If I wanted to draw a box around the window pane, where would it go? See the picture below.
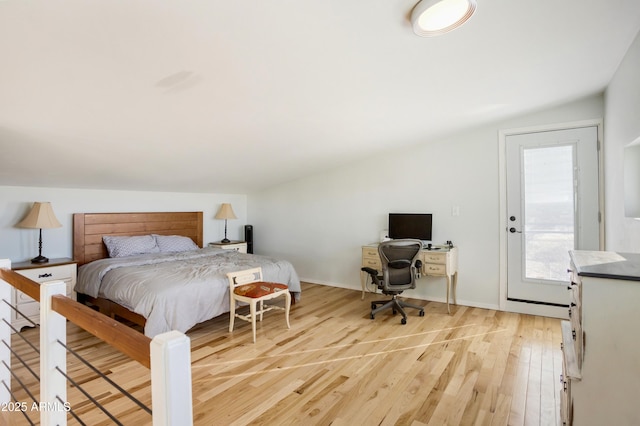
[523,145,575,281]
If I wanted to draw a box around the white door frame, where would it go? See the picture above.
[498,119,605,318]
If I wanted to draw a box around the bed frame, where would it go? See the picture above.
[72,211,204,326]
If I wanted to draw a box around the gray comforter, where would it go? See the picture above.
[76,247,301,337]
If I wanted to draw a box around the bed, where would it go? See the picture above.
[72,212,301,337]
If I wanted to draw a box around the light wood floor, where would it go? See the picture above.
[3,282,562,426]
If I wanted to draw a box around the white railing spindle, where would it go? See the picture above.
[39,280,68,426]
[151,330,193,426]
[0,259,12,403]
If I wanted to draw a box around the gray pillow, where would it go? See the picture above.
[103,235,160,258]
[153,234,199,253]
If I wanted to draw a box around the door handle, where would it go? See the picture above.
[509,227,522,233]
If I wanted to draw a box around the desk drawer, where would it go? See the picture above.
[423,252,447,264]
[17,264,74,283]
[362,247,378,258]
[362,257,381,270]
[424,263,446,275]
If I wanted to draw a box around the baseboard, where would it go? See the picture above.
[302,279,566,318]
[300,278,500,312]
[502,299,569,319]
[300,278,356,290]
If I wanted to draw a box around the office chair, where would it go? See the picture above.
[361,239,424,324]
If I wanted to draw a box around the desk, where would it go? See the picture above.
[360,244,458,314]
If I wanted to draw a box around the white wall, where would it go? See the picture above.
[0,89,614,311]
[604,29,640,252]
[0,33,636,313]
[248,96,605,309]
[0,186,246,262]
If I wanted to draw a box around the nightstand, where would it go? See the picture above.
[11,258,77,330]
[208,241,248,254]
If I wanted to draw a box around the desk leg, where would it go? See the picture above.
[445,275,451,315]
[452,271,458,306]
[360,270,366,300]
[445,272,458,315]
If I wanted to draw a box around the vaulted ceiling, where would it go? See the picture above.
[2,1,640,193]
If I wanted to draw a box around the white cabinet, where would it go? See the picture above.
[562,251,640,426]
[208,241,248,254]
[11,258,77,330]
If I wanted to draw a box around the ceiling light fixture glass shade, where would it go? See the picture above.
[411,0,477,37]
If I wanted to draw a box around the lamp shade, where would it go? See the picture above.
[17,202,62,229]
[215,203,237,220]
[411,0,477,37]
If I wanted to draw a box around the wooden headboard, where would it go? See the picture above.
[73,212,204,266]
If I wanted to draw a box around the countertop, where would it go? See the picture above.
[569,250,640,281]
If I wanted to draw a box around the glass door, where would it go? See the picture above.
[506,126,600,305]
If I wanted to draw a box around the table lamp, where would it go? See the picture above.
[215,203,237,243]
[17,202,62,263]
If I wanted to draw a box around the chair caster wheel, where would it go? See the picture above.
[401,318,407,325]
[392,309,397,315]
[371,302,376,309]
[370,314,375,320]
[419,310,425,317]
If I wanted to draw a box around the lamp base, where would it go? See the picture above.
[30,255,49,264]
[221,238,231,243]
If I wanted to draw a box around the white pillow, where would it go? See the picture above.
[153,234,199,253]
[103,235,160,258]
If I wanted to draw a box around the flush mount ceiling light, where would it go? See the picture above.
[411,0,477,37]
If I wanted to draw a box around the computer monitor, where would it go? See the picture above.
[388,213,432,241]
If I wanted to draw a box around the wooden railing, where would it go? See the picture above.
[51,294,152,368]
[0,259,193,425]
